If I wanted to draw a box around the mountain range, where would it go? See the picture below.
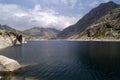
[23,27,60,39]
[0,1,120,40]
[80,7,120,39]
[58,1,120,39]
[0,24,60,40]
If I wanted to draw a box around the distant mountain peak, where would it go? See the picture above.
[58,1,120,39]
[103,1,115,4]
[108,1,116,3]
[0,24,16,32]
[105,1,117,4]
[31,27,42,29]
[79,7,120,39]
[23,27,60,39]
[99,1,119,7]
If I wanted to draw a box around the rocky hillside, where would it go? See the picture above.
[0,24,27,49]
[23,27,60,39]
[74,7,120,39]
[0,24,27,36]
[0,24,20,38]
[0,24,16,32]
[58,1,120,39]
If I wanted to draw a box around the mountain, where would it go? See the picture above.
[0,24,25,35]
[23,27,60,39]
[74,7,120,39]
[0,24,60,40]
[0,24,31,40]
[58,1,120,39]
[0,24,16,32]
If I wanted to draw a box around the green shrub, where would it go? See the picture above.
[0,32,2,35]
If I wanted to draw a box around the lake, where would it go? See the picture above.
[0,41,120,80]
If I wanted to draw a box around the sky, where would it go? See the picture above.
[0,0,120,30]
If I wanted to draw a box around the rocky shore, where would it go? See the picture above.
[66,38,120,42]
[0,55,21,80]
[0,36,13,49]
[0,34,26,49]
[0,55,21,72]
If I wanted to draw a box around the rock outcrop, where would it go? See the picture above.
[0,24,27,49]
[0,35,13,49]
[0,55,21,72]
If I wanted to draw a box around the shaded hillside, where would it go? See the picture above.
[75,7,120,39]
[23,27,60,39]
[0,24,16,32]
[58,1,120,39]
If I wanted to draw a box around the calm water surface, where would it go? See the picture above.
[0,41,120,80]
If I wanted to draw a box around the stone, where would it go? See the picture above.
[0,76,2,79]
[0,55,21,72]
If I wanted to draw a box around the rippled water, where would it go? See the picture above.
[0,41,120,80]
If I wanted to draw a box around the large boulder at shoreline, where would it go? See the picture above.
[0,55,21,72]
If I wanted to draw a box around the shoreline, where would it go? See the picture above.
[0,37,120,49]
[66,39,120,42]
[27,39,120,42]
[0,36,26,49]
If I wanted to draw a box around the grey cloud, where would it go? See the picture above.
[0,4,78,30]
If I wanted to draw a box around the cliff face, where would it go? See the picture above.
[0,30,13,49]
[0,36,13,49]
[0,29,25,49]
[58,1,120,39]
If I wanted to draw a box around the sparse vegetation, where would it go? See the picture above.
[78,7,120,39]
[0,32,2,35]
[58,1,120,39]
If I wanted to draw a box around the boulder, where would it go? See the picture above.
[0,55,21,72]
[0,76,2,79]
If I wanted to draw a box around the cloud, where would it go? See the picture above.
[104,0,111,2]
[89,0,113,7]
[78,0,112,11]
[28,0,39,4]
[60,0,77,8]
[43,0,60,5]
[43,0,77,8]
[89,1,99,7]
[69,0,77,8]
[34,4,41,11]
[0,3,78,30]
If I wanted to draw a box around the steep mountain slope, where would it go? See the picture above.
[23,27,60,39]
[58,1,120,39]
[74,7,120,39]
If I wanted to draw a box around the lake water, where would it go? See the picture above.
[0,41,120,80]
